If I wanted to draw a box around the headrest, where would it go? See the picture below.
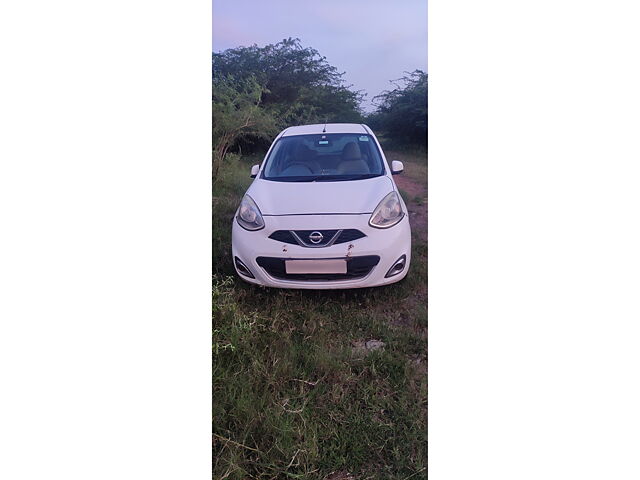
[341,142,361,160]
[294,143,314,160]
[337,159,369,174]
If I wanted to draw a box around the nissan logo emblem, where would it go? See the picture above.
[308,231,323,244]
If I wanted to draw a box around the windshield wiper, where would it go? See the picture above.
[267,173,381,182]
[266,176,321,182]
[315,174,380,182]
[286,176,322,182]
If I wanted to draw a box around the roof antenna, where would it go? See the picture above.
[322,118,327,133]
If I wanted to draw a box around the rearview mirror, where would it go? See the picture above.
[391,160,404,175]
[250,165,260,178]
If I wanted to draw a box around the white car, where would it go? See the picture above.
[231,123,411,289]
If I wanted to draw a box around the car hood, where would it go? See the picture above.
[247,176,395,215]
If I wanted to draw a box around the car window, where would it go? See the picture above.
[262,133,385,182]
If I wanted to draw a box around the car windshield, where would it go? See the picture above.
[262,133,386,182]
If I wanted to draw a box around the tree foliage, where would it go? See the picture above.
[368,70,427,148]
[214,38,342,104]
[212,38,365,168]
[212,74,276,180]
[213,38,364,123]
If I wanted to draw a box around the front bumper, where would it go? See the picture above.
[231,213,411,289]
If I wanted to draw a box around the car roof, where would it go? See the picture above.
[281,123,370,137]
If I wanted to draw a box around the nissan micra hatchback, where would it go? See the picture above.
[232,123,411,289]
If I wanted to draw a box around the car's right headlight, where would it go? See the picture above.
[236,194,265,231]
[369,191,404,228]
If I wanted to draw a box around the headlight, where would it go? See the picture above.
[236,195,265,231]
[369,191,404,228]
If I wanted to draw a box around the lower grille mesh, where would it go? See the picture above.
[256,255,380,281]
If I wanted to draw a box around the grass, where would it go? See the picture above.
[213,152,427,479]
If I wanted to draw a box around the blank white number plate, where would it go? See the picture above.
[285,259,347,274]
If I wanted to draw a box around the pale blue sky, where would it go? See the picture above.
[213,0,427,112]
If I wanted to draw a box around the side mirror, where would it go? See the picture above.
[391,160,404,175]
[250,165,260,178]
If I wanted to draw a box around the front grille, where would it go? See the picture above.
[268,229,366,247]
[268,230,297,244]
[334,229,366,244]
[256,255,380,281]
[292,230,339,247]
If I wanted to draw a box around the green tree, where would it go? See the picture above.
[212,74,276,180]
[368,70,427,148]
[213,38,364,129]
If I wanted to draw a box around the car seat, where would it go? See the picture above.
[282,143,320,174]
[337,142,370,174]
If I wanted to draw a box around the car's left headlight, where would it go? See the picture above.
[236,194,265,231]
[369,191,404,228]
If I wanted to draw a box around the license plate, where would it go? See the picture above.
[285,259,347,274]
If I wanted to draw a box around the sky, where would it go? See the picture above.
[212,0,427,113]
